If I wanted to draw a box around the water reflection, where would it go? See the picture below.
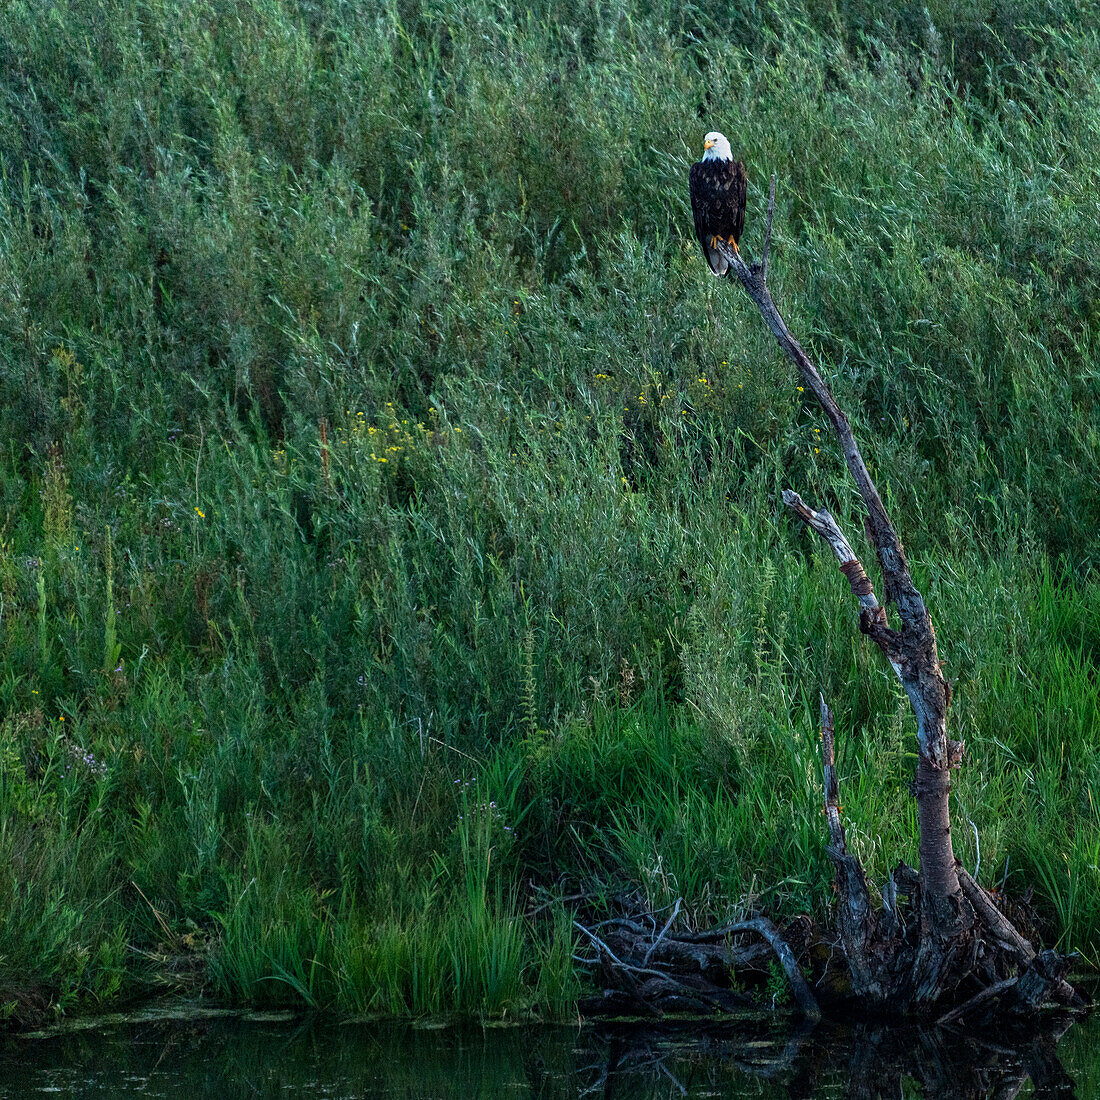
[590,1017,1083,1098]
[0,1006,1092,1098]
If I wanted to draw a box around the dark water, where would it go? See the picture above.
[1,1006,1096,1098]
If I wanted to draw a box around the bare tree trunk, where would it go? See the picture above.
[569,175,1082,1020]
[715,187,961,920]
[707,183,1081,1012]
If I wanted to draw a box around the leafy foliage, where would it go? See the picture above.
[0,0,1098,1021]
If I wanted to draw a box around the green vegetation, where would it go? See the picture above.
[1,0,1099,1023]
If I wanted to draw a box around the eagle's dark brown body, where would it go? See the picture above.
[689,158,747,275]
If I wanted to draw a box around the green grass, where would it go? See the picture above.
[0,0,1098,1023]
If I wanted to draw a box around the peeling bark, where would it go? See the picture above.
[715,194,961,909]
[701,182,1082,1016]
[818,696,881,1001]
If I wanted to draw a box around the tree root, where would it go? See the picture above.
[574,904,821,1019]
[570,702,1085,1022]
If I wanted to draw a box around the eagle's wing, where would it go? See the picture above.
[731,161,747,246]
[689,162,729,276]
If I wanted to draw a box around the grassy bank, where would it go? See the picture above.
[1,0,1099,1022]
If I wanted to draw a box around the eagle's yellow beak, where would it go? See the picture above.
[703,139,714,150]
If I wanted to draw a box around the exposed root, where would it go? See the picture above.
[568,703,1085,1023]
[813,698,1083,1018]
[574,903,820,1019]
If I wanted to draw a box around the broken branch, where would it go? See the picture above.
[819,697,881,1000]
[714,197,959,913]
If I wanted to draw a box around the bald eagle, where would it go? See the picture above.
[689,132,747,276]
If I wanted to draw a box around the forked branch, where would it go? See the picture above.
[712,181,959,902]
[716,194,931,650]
[781,490,892,645]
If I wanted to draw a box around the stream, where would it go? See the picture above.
[2,1004,1094,1097]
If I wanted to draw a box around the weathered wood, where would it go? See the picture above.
[643,897,682,965]
[703,176,1080,1018]
[958,868,1082,1007]
[785,485,963,946]
[957,868,1034,961]
[782,493,883,622]
[1010,950,1072,1013]
[714,194,960,909]
[819,697,882,1001]
[574,904,821,1020]
[728,917,821,1021]
[936,977,1018,1026]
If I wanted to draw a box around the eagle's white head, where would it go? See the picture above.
[701,131,733,162]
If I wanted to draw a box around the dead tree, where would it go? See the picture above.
[709,178,1083,1014]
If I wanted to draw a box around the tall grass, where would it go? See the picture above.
[0,0,1098,1021]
